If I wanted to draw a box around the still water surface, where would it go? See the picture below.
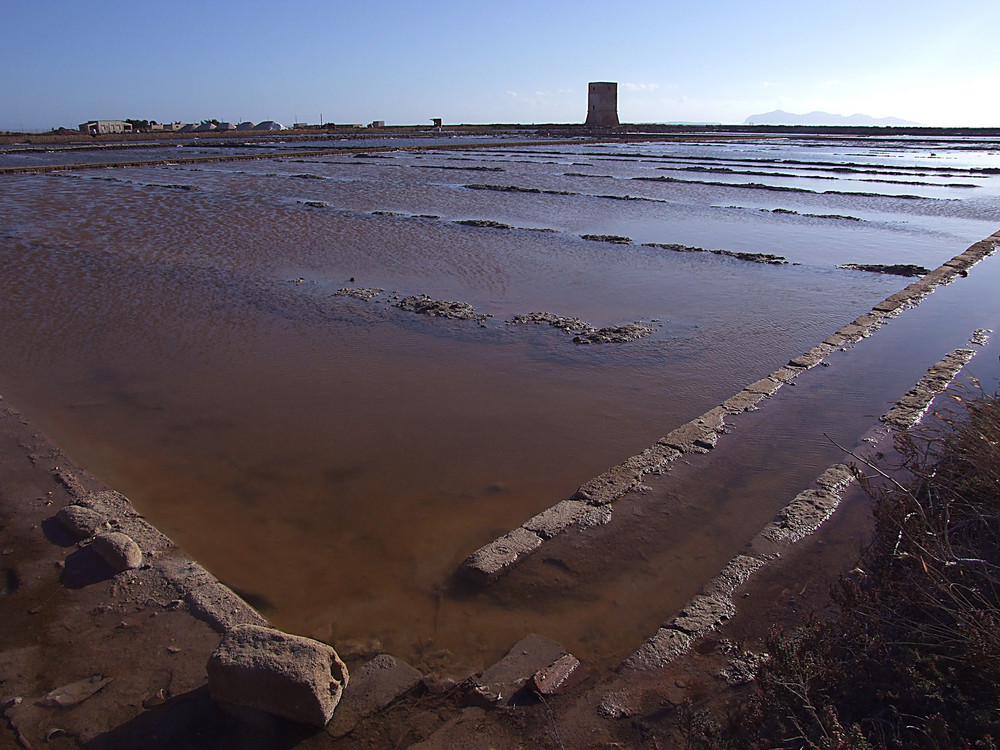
[1,135,998,670]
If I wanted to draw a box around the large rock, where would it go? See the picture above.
[91,531,143,571]
[55,504,107,539]
[207,625,349,727]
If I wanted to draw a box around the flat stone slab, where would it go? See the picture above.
[207,624,349,727]
[723,388,769,413]
[704,554,768,597]
[460,527,543,584]
[327,654,422,738]
[77,490,138,520]
[759,488,840,544]
[623,443,682,474]
[531,653,585,696]
[623,627,693,671]
[157,556,218,592]
[815,463,856,493]
[744,377,784,396]
[573,464,641,505]
[186,581,269,631]
[873,290,918,313]
[470,634,566,706]
[659,408,728,453]
[522,500,611,539]
[670,593,737,635]
[788,342,836,369]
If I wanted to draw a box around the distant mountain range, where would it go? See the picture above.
[745,109,920,127]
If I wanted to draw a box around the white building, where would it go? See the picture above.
[79,120,133,136]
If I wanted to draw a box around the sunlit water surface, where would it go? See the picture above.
[1,135,998,670]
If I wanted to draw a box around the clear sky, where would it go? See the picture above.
[2,0,998,131]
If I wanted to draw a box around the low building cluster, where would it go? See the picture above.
[78,119,289,135]
[76,119,400,134]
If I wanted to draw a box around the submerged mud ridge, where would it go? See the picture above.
[580,234,788,265]
[509,312,655,345]
[632,174,932,200]
[581,234,633,244]
[838,262,931,277]
[643,241,787,265]
[334,287,384,301]
[333,288,657,345]
[753,206,863,222]
[393,294,490,323]
[515,147,1000,177]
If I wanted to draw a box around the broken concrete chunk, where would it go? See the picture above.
[460,528,543,584]
[471,634,565,706]
[207,624,349,727]
[531,653,584,696]
[91,531,143,571]
[55,504,106,539]
[327,654,422,738]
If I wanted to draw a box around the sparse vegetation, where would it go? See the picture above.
[685,388,1000,749]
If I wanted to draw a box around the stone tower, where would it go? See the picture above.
[585,82,619,127]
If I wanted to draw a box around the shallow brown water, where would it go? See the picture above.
[1,135,998,671]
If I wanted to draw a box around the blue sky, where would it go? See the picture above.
[3,0,998,131]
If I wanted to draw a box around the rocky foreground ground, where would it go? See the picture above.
[0,389,881,750]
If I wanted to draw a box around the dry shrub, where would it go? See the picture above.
[689,388,1000,749]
